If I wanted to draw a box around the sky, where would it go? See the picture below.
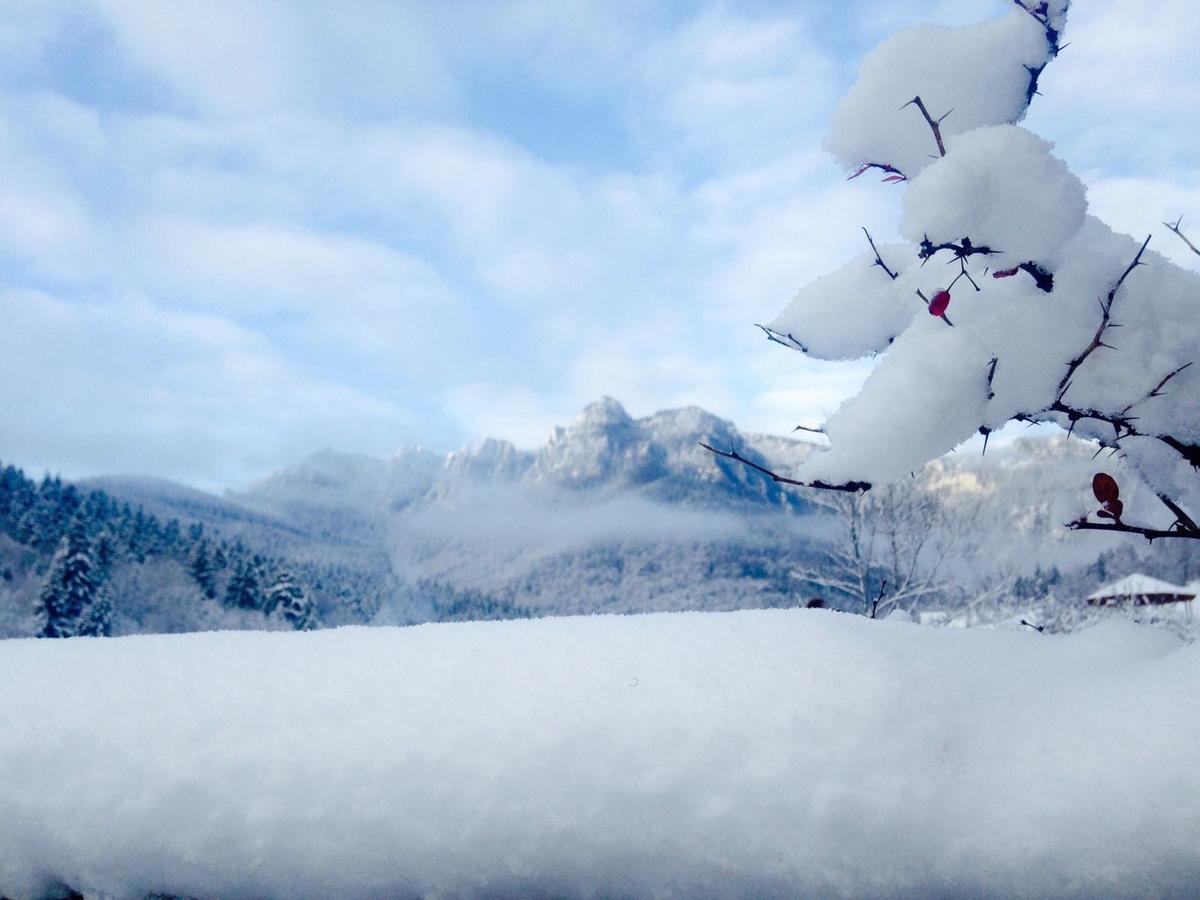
[0,0,1198,492]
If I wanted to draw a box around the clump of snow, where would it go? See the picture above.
[804,321,992,484]
[767,244,918,360]
[901,125,1087,269]
[764,2,1200,526]
[3,611,1200,898]
[824,9,1064,179]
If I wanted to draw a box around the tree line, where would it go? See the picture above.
[0,463,315,637]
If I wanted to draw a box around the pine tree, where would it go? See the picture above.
[224,557,262,610]
[35,518,99,638]
[77,588,113,637]
[188,539,218,600]
[265,570,315,630]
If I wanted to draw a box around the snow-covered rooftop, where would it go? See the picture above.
[1086,573,1195,600]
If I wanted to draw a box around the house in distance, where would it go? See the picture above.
[1086,574,1197,610]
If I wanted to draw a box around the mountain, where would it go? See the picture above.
[7,397,1193,637]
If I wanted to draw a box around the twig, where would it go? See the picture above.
[902,96,948,157]
[915,288,954,327]
[1164,216,1200,258]
[919,236,997,264]
[1121,361,1193,415]
[1055,235,1151,400]
[862,227,898,280]
[792,424,826,436]
[849,162,907,184]
[991,261,1054,292]
[870,579,889,619]
[699,442,871,493]
[757,324,807,353]
[1066,517,1200,542]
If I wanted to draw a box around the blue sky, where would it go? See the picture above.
[1,0,1197,491]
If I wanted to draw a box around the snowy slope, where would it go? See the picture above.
[2,610,1198,898]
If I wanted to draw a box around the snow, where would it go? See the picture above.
[3,610,1200,898]
[824,9,1063,179]
[1087,573,1194,600]
[767,244,918,360]
[771,2,1200,518]
[901,125,1087,270]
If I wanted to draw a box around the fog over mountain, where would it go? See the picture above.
[4,397,1196,638]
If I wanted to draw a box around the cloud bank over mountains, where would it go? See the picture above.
[0,1,1196,490]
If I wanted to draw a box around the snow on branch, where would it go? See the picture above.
[1054,235,1151,401]
[718,2,1200,542]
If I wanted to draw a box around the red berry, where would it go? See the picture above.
[928,290,951,317]
[1092,473,1120,504]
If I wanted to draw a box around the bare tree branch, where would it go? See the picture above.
[1065,517,1200,542]
[1165,216,1200,258]
[698,442,871,493]
[862,227,898,280]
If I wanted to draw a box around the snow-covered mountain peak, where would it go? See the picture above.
[443,438,532,482]
[572,396,634,431]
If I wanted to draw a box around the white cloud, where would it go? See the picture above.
[89,0,455,119]
[0,290,412,489]
[1,0,1196,489]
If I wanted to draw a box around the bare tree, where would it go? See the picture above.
[793,476,992,618]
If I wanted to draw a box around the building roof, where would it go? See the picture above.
[1087,573,1195,601]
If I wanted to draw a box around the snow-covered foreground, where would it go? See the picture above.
[2,611,1198,899]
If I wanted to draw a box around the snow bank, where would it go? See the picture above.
[2,611,1199,898]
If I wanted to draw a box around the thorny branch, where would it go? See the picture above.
[756,324,806,353]
[1065,517,1200,542]
[902,95,948,158]
[698,442,871,494]
[1165,216,1200,258]
[919,236,998,263]
[993,262,1054,293]
[862,227,898,280]
[1054,234,1151,400]
[849,162,907,184]
[1120,362,1193,416]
